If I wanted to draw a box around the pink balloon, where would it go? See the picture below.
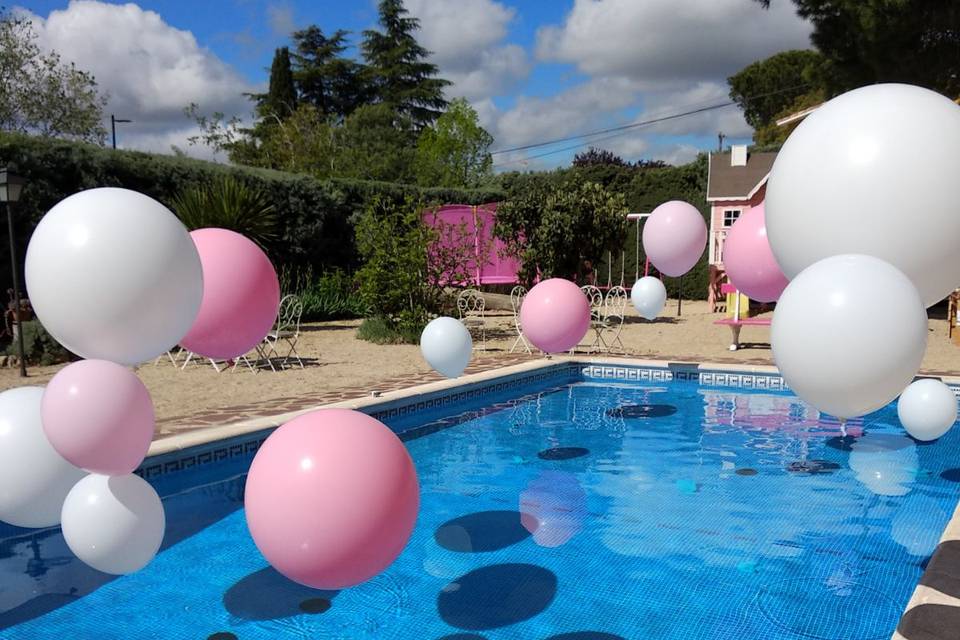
[519,278,591,353]
[642,200,708,277]
[179,229,280,360]
[244,409,419,590]
[42,360,155,475]
[722,203,789,302]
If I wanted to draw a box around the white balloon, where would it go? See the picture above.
[61,473,165,575]
[420,316,472,378]
[897,379,958,441]
[630,277,667,320]
[848,433,918,497]
[771,255,927,419]
[766,84,960,307]
[0,387,85,528]
[25,188,203,365]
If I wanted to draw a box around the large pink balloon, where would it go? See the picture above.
[244,409,419,590]
[179,229,280,360]
[42,360,155,475]
[722,203,789,302]
[519,278,591,353]
[642,201,708,277]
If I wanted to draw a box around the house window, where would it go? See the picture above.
[723,209,742,227]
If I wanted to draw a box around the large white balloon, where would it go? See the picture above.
[771,255,927,419]
[766,84,960,307]
[420,316,472,378]
[25,188,203,365]
[630,277,667,320]
[61,473,165,575]
[897,379,958,441]
[0,387,85,528]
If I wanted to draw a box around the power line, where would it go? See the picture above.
[490,83,812,163]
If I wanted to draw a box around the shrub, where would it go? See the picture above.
[356,315,422,345]
[4,319,72,365]
[171,176,278,250]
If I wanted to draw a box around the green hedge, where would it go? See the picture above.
[0,133,504,295]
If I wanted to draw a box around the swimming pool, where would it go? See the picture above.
[1,363,957,640]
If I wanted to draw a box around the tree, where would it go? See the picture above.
[362,0,450,128]
[257,47,297,121]
[292,26,367,119]
[414,98,493,189]
[752,87,827,146]
[752,1,960,97]
[572,148,629,167]
[728,50,824,129]
[0,10,106,143]
[333,104,417,182]
[495,177,628,286]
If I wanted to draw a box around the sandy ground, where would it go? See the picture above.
[2,299,957,424]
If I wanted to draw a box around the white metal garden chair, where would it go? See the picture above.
[457,288,486,351]
[600,286,628,353]
[572,285,605,353]
[259,294,304,371]
[509,285,531,354]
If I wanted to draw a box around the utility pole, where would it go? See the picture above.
[111,115,132,149]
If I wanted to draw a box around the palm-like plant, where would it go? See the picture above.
[171,176,278,250]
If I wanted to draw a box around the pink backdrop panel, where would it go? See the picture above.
[424,203,522,286]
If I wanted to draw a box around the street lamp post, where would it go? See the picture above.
[1,168,27,377]
[111,115,132,149]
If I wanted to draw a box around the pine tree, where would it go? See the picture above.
[292,26,367,119]
[361,0,450,128]
[254,47,297,121]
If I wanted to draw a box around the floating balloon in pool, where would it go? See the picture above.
[772,255,927,419]
[420,316,472,378]
[519,278,591,353]
[0,386,85,528]
[765,84,960,307]
[24,188,203,365]
[61,473,165,574]
[42,360,155,475]
[519,471,587,548]
[630,276,667,320]
[897,379,958,442]
[179,228,280,360]
[642,201,707,277]
[721,203,788,302]
[245,409,419,589]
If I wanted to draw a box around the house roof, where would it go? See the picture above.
[707,151,778,201]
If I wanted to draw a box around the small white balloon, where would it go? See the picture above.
[897,379,958,441]
[420,317,472,378]
[766,84,960,307]
[630,277,667,320]
[25,188,204,366]
[61,473,165,575]
[0,387,85,528]
[772,254,927,419]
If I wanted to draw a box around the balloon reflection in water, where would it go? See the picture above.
[848,433,918,497]
[519,471,588,548]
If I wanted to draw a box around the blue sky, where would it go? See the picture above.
[18,0,814,168]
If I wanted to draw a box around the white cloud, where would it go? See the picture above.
[266,3,295,37]
[22,0,257,156]
[406,0,531,101]
[537,0,812,82]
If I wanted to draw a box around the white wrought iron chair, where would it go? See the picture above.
[600,286,628,353]
[572,285,605,353]
[457,288,486,351]
[260,294,304,371]
[509,285,531,354]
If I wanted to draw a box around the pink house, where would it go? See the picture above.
[705,145,778,311]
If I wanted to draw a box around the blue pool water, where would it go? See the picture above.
[2,378,959,640]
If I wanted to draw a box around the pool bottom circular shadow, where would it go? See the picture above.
[606,404,678,419]
[434,511,531,553]
[438,563,557,630]
[786,460,841,474]
[537,447,589,461]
